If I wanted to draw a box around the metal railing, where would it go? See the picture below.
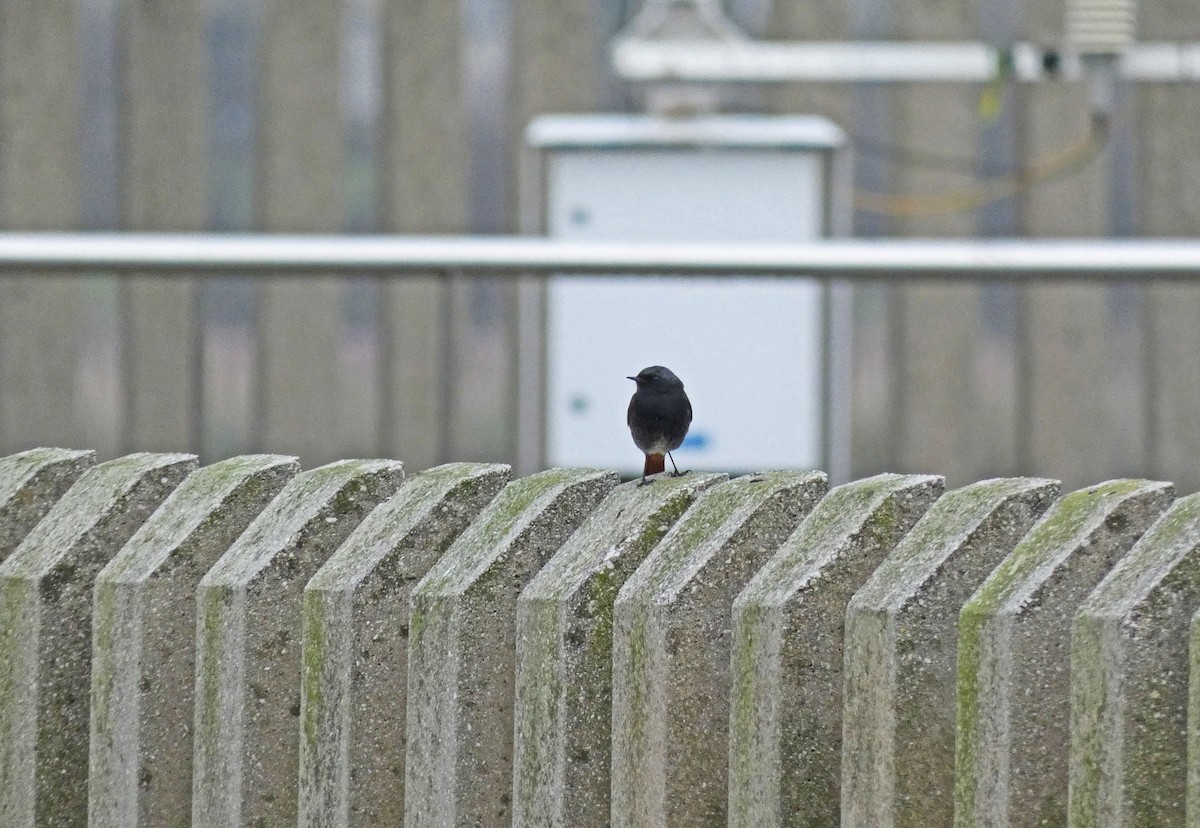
[2,233,1198,482]
[0,233,1199,279]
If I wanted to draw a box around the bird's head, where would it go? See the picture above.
[627,365,684,391]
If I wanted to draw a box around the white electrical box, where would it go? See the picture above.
[523,114,847,475]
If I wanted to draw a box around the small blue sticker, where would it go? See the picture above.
[682,431,710,451]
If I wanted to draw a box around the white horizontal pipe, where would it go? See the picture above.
[1120,43,1200,81]
[612,39,1200,83]
[1,233,1200,280]
[613,40,1003,82]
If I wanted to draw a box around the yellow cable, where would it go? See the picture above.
[853,119,1108,218]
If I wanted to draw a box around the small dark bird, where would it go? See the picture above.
[627,365,692,486]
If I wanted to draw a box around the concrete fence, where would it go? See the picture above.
[4,0,1200,495]
[1,447,1199,826]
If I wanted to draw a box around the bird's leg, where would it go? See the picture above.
[667,452,690,478]
[638,475,654,487]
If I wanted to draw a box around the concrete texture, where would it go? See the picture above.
[612,471,830,828]
[512,472,725,827]
[191,459,404,828]
[88,455,299,828]
[404,468,618,828]
[956,480,1172,827]
[728,473,943,828]
[255,0,345,466]
[0,0,82,455]
[0,447,94,561]
[298,462,512,827]
[4,453,1199,825]
[377,0,467,470]
[841,477,1059,828]
[1066,494,1200,825]
[118,0,207,454]
[0,452,197,827]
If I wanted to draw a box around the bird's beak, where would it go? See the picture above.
[627,376,637,382]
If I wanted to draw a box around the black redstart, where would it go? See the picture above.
[627,365,692,486]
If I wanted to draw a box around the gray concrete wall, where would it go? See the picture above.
[729,472,942,827]
[405,467,617,827]
[0,452,197,826]
[191,459,404,827]
[614,470,828,827]
[299,462,512,827]
[89,455,298,828]
[955,480,1172,827]
[3,1,1200,482]
[117,0,207,454]
[0,0,82,456]
[2,450,1200,825]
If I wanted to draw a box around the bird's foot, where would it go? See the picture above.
[637,476,654,487]
[669,469,691,478]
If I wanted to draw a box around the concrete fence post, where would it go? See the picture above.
[0,452,197,827]
[512,472,725,827]
[88,454,299,828]
[404,468,618,828]
[955,480,1173,827]
[1065,494,1200,825]
[191,459,404,828]
[297,462,512,827]
[0,447,94,561]
[841,477,1059,828]
[727,473,943,828]
[611,471,829,828]
[4,450,1200,825]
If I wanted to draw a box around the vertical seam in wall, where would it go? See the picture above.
[251,283,267,451]
[438,269,456,464]
[1109,79,1148,477]
[191,278,206,456]
[1123,81,1158,476]
[851,0,894,473]
[374,276,394,457]
[977,0,1020,478]
[1014,285,1032,473]
[888,284,905,470]
[118,276,134,454]
[115,3,133,456]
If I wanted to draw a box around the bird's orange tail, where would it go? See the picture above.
[644,453,665,477]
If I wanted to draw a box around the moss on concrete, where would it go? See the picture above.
[844,477,1058,828]
[302,595,326,759]
[513,473,722,826]
[306,463,510,604]
[1083,494,1200,612]
[0,448,94,563]
[415,467,602,596]
[1068,612,1109,826]
[195,585,231,774]
[738,474,928,609]
[89,579,121,747]
[853,477,1058,613]
[1065,492,1200,826]
[966,480,1150,616]
[0,575,32,818]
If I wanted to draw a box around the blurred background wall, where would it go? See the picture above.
[0,0,1197,490]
